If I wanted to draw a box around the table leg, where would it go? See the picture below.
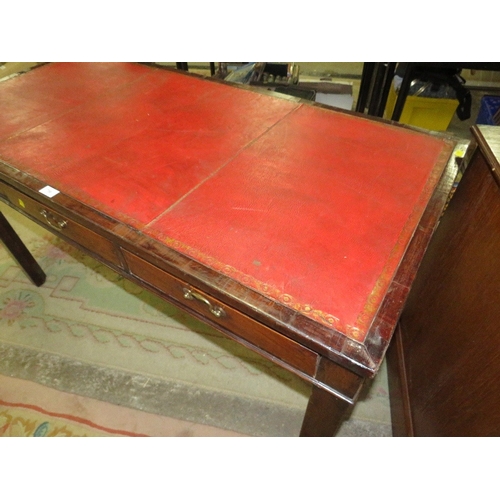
[300,385,354,437]
[0,210,46,286]
[300,357,364,437]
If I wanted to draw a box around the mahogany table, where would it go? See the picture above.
[0,63,457,436]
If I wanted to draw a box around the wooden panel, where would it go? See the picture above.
[389,129,500,436]
[123,249,318,378]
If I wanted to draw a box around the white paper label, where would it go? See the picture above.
[39,186,60,198]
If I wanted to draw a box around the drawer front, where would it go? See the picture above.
[123,249,318,377]
[0,183,122,268]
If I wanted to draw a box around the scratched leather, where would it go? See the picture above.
[0,63,451,340]
[0,63,299,223]
[152,105,450,338]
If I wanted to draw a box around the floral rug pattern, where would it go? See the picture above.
[0,402,117,437]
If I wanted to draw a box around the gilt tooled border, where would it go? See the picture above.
[161,234,371,341]
[157,152,448,345]
[353,144,453,338]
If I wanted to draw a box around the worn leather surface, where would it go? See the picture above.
[0,63,452,341]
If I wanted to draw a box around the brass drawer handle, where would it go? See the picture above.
[40,209,67,231]
[183,288,225,318]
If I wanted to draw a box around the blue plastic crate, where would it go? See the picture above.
[476,95,500,125]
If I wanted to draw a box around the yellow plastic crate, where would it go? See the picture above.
[385,82,459,131]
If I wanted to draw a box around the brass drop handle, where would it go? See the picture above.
[183,288,225,318]
[40,209,67,231]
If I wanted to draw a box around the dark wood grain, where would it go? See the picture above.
[123,249,319,378]
[300,357,364,437]
[386,323,414,437]
[388,126,500,436]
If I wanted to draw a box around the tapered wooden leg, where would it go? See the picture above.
[0,210,46,286]
[300,385,354,437]
[300,357,365,437]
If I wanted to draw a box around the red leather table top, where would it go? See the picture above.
[0,63,454,344]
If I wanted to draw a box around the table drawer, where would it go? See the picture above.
[123,249,318,377]
[0,183,122,268]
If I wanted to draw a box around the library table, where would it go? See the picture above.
[0,63,457,436]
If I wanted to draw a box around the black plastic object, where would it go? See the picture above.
[273,86,316,101]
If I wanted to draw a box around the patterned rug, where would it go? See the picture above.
[0,203,391,436]
[0,374,245,437]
